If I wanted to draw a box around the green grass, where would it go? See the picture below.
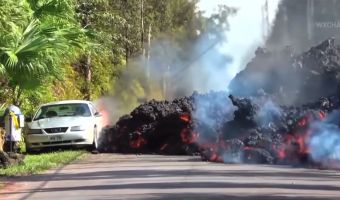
[0,150,85,176]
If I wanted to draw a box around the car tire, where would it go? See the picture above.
[91,126,98,151]
[26,147,32,154]
[25,146,37,154]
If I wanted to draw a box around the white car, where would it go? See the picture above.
[25,100,103,152]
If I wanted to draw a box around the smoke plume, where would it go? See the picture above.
[309,110,340,167]
[98,0,281,125]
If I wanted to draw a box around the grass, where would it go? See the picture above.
[0,150,85,176]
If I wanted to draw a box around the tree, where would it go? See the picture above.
[110,0,236,106]
[0,0,84,105]
[74,0,126,100]
[0,0,235,115]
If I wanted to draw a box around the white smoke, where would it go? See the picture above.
[192,1,282,163]
[198,0,281,90]
[309,111,340,165]
[255,99,283,126]
[98,1,282,125]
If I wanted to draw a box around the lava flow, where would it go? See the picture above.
[100,39,340,169]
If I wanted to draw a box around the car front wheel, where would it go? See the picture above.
[91,126,98,151]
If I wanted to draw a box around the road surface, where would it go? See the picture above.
[1,154,340,200]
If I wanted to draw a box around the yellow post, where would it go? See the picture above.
[0,128,5,152]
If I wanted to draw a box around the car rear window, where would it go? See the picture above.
[34,103,91,120]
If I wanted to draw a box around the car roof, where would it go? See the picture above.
[40,100,92,107]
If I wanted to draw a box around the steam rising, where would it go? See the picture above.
[256,99,282,126]
[191,0,281,164]
[96,1,340,170]
[97,1,282,126]
[309,111,340,164]
[198,0,281,88]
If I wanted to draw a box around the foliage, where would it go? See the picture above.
[0,150,84,176]
[109,0,235,113]
[0,0,232,116]
[0,0,85,107]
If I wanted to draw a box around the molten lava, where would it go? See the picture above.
[180,128,198,144]
[274,111,327,162]
[180,113,191,122]
[97,38,340,169]
[129,132,147,149]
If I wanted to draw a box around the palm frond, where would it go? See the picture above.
[21,19,40,40]
[30,0,74,19]
[4,50,18,68]
[0,0,84,87]
[0,63,5,75]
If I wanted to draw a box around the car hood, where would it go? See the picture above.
[28,116,92,129]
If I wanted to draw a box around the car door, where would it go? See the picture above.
[89,103,103,133]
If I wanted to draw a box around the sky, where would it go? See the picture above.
[197,0,281,89]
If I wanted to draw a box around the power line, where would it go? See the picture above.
[170,39,220,83]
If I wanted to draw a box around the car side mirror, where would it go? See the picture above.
[94,112,102,117]
[25,116,32,122]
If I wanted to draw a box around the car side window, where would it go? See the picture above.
[89,104,97,115]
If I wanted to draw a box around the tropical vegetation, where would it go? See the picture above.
[0,0,233,115]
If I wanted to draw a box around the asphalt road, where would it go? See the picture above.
[1,154,340,200]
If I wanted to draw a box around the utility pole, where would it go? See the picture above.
[140,0,144,56]
[307,0,314,41]
[261,0,270,41]
[146,24,152,81]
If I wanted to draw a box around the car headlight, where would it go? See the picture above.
[70,125,86,131]
[27,129,42,135]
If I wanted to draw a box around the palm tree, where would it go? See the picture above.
[0,0,84,105]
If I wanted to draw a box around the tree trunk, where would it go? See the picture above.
[11,86,16,105]
[0,128,5,152]
[146,24,152,80]
[122,0,129,65]
[78,3,92,100]
[125,22,129,65]
[84,54,92,100]
[143,24,152,99]
[12,85,22,106]
[125,45,129,65]
[141,0,144,55]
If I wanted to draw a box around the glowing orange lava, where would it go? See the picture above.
[180,128,198,144]
[275,111,327,161]
[129,134,147,149]
[180,113,191,123]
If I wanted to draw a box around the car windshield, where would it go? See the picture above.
[33,103,91,120]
